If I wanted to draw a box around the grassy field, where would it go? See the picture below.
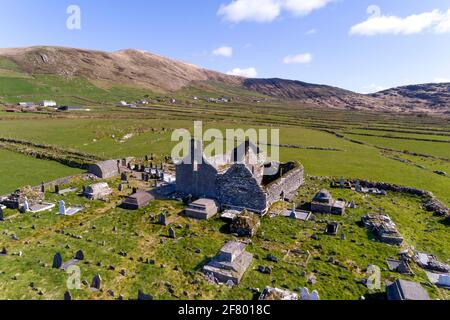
[0,149,82,195]
[0,73,449,300]
[0,177,448,300]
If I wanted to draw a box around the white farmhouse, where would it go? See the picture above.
[40,100,57,107]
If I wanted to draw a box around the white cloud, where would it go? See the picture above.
[435,10,450,33]
[305,28,317,35]
[283,53,313,64]
[218,0,332,23]
[283,0,333,16]
[350,8,450,36]
[218,0,281,23]
[212,46,233,58]
[227,67,258,77]
[434,77,450,83]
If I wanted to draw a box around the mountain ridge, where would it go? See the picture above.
[0,46,449,115]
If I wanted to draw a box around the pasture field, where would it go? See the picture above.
[0,149,82,195]
[1,104,449,205]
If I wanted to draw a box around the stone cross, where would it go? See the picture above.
[59,200,66,215]
[290,202,297,219]
[53,252,63,269]
[91,274,102,290]
[168,227,176,239]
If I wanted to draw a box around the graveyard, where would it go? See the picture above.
[0,168,449,300]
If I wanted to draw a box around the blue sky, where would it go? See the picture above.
[1,0,450,93]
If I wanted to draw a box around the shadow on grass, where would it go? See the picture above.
[194,256,212,272]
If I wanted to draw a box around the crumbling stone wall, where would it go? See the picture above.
[217,164,267,212]
[332,178,449,219]
[265,165,305,205]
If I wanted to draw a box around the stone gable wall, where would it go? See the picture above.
[217,164,267,213]
[176,159,218,199]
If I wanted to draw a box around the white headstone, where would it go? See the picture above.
[301,287,310,300]
[310,290,320,301]
[23,197,30,212]
[59,200,66,215]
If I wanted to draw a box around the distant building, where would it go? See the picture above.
[136,99,149,105]
[40,100,57,107]
[18,102,35,108]
[57,106,90,112]
[310,189,346,215]
[386,279,430,301]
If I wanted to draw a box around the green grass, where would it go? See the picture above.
[0,177,448,300]
[0,73,449,300]
[0,149,82,195]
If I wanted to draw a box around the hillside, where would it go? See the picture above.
[0,46,242,92]
[0,46,449,115]
[370,83,450,115]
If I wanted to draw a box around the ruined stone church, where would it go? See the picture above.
[175,139,304,214]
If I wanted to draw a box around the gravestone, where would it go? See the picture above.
[355,181,362,193]
[310,290,320,300]
[91,274,102,290]
[138,290,153,300]
[75,250,85,261]
[168,227,176,239]
[55,185,60,194]
[53,253,63,269]
[64,291,72,301]
[159,213,167,226]
[0,207,4,221]
[301,287,310,300]
[59,200,66,215]
[41,182,45,193]
[121,172,128,182]
[339,178,345,189]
